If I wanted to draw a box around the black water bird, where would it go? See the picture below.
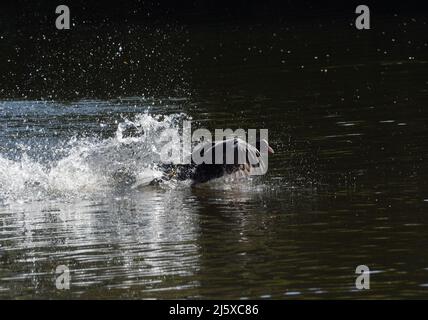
[159,137,274,185]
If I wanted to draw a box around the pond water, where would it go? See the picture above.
[1,15,428,299]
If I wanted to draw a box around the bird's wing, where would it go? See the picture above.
[193,138,266,173]
[233,138,266,175]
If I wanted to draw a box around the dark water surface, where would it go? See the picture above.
[1,15,428,299]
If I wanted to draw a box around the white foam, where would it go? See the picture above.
[0,112,188,203]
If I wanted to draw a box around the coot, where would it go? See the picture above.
[159,137,274,185]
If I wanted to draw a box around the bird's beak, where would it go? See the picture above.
[268,146,274,155]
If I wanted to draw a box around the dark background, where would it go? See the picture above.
[1,1,428,299]
[2,1,428,26]
[1,0,427,100]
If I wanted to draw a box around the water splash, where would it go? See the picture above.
[0,112,189,203]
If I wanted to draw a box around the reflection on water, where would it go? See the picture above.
[1,15,428,299]
[0,188,201,298]
[2,173,428,299]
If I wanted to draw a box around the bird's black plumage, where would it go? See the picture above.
[158,137,273,185]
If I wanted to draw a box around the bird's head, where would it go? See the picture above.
[256,138,274,155]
